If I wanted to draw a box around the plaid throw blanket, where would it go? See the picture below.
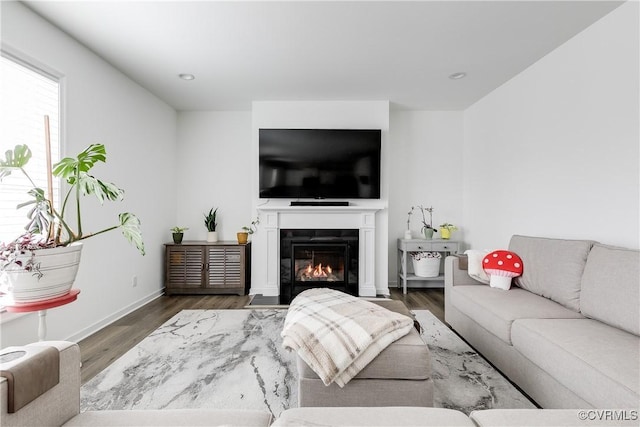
[281,288,414,387]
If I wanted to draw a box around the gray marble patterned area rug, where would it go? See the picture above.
[81,309,535,418]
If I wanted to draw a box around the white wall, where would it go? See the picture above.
[388,111,465,285]
[176,111,253,239]
[463,1,639,250]
[3,1,636,346]
[1,2,177,346]
[251,101,390,296]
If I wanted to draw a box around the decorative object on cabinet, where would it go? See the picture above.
[439,223,458,240]
[410,251,442,277]
[204,207,218,242]
[417,205,436,240]
[165,241,250,296]
[236,232,248,244]
[0,139,144,304]
[238,216,260,244]
[242,216,260,235]
[405,207,414,239]
[397,238,460,294]
[170,226,188,244]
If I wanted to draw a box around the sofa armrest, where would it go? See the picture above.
[1,341,80,427]
[445,255,485,287]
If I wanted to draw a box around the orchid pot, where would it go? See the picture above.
[422,228,434,240]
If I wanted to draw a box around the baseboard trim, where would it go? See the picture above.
[65,289,164,343]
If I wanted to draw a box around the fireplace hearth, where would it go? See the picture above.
[280,229,358,303]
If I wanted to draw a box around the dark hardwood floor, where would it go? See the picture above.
[77,288,444,384]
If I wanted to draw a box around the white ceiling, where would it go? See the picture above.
[24,1,623,111]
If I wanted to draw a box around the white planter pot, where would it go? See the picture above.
[412,257,440,278]
[0,243,83,303]
[206,231,218,243]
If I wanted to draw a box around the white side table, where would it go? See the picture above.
[397,239,460,294]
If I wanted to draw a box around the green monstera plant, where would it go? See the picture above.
[0,143,145,274]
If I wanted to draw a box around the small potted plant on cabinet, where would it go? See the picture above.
[0,143,145,303]
[170,226,188,244]
[237,217,259,244]
[439,223,458,240]
[417,205,437,239]
[204,207,218,242]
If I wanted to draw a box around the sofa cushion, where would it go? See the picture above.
[509,235,595,312]
[450,285,583,344]
[471,409,640,426]
[511,318,640,408]
[297,326,431,380]
[273,407,475,426]
[580,243,640,336]
[64,409,272,426]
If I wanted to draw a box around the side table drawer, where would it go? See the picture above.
[431,242,458,252]
[403,242,458,252]
[404,242,433,252]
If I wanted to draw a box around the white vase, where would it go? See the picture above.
[0,243,83,303]
[207,231,218,242]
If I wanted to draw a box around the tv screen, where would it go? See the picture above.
[259,129,381,199]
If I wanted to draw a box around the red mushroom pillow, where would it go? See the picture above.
[482,250,523,290]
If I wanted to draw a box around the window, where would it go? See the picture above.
[0,53,60,244]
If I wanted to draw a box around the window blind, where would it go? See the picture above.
[0,54,60,244]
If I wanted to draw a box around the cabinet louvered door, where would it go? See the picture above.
[166,246,204,290]
[206,246,244,289]
[165,242,249,295]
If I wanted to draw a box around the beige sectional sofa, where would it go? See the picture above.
[3,338,639,426]
[445,235,640,409]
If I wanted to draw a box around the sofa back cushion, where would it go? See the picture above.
[509,235,595,312]
[580,244,639,336]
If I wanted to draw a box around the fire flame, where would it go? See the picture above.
[304,263,333,278]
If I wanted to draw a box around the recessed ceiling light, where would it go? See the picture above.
[178,73,195,81]
[449,72,467,80]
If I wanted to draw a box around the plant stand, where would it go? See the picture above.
[397,238,460,295]
[0,289,80,341]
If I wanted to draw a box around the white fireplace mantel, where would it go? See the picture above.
[251,204,385,297]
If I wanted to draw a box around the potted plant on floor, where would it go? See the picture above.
[204,207,218,242]
[0,144,145,303]
[237,217,260,244]
[170,226,188,244]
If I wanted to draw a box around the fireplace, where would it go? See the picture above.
[280,229,358,303]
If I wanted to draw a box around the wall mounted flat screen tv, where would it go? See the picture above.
[259,129,381,199]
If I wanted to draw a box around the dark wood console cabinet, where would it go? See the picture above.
[164,241,251,296]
